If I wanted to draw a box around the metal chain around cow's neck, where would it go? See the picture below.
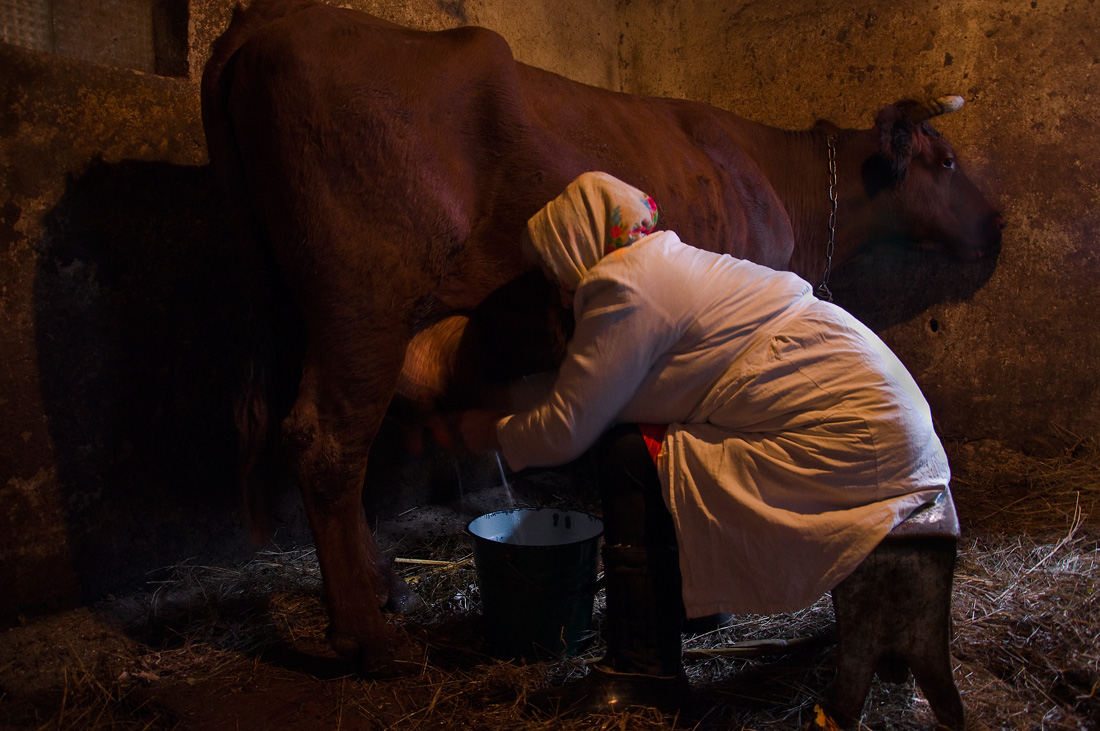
[815,135,838,302]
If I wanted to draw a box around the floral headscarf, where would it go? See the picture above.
[525,172,659,290]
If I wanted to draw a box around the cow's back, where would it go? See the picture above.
[510,66,797,269]
[206,1,555,321]
[203,0,797,319]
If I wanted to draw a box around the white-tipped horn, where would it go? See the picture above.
[937,95,965,113]
[910,95,965,122]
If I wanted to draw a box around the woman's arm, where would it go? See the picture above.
[495,276,678,471]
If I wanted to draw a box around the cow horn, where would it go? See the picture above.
[908,95,965,122]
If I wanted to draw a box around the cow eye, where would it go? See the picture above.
[941,156,956,171]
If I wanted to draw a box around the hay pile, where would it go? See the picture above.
[0,437,1097,730]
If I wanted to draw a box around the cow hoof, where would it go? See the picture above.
[385,576,422,614]
[326,625,423,678]
[327,627,369,660]
[327,622,399,658]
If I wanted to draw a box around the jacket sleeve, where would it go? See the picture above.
[497,276,678,471]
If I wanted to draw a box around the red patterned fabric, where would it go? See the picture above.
[638,423,668,465]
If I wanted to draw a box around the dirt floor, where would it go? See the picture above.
[1,438,1098,731]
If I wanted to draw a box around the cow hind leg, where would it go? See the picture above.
[283,348,415,673]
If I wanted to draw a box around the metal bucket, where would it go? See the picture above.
[467,507,603,659]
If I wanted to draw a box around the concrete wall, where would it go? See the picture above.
[2,0,1096,621]
[1,45,242,620]
[618,0,1100,453]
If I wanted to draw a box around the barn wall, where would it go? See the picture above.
[617,0,1100,454]
[0,0,620,624]
[0,45,255,622]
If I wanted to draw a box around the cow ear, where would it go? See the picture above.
[862,102,914,197]
[874,101,920,179]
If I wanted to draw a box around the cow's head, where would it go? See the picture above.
[862,96,1004,260]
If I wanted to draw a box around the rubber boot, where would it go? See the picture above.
[528,543,690,716]
[527,423,689,716]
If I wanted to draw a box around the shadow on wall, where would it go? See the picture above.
[828,243,1001,332]
[33,158,257,600]
[28,158,478,607]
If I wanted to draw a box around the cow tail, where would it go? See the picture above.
[235,340,276,544]
[233,269,303,545]
[202,1,307,543]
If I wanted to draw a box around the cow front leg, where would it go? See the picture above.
[283,373,411,673]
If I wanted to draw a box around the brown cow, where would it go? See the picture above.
[201,0,1003,669]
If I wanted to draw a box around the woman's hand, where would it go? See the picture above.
[459,409,505,455]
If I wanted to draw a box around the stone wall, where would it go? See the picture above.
[1,45,240,620]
